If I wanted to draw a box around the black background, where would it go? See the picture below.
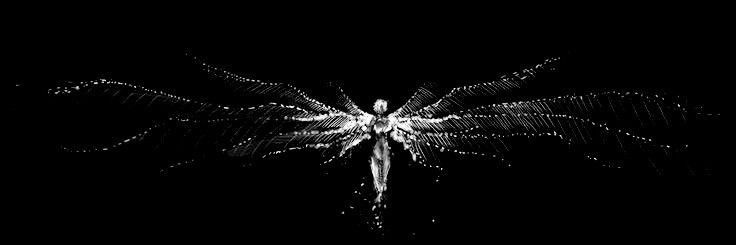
[10,6,726,241]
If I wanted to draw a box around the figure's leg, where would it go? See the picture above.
[380,138,391,195]
[370,157,384,202]
[370,138,389,202]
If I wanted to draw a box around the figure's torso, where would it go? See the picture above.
[372,117,392,135]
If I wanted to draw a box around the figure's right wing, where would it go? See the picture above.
[223,82,377,167]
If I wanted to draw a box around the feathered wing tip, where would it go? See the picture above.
[186,53,341,114]
[388,83,439,118]
[406,57,561,118]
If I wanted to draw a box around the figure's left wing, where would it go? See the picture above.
[388,57,685,170]
[187,54,377,165]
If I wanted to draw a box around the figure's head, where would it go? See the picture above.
[373,99,388,115]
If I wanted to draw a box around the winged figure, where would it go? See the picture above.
[50,54,687,230]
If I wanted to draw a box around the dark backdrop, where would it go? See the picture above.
[10,8,725,241]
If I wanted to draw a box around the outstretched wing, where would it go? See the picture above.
[389,57,686,171]
[50,56,377,170]
[190,58,377,165]
[187,55,377,165]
